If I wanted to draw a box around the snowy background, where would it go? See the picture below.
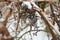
[0,0,60,40]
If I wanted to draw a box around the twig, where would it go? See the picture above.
[18,29,46,40]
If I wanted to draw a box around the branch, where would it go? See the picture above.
[18,29,46,40]
[3,8,12,26]
[0,8,13,40]
[50,3,60,31]
[33,7,58,40]
[16,2,22,31]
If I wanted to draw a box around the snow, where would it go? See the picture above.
[22,1,32,9]
[0,18,5,22]
[0,1,60,40]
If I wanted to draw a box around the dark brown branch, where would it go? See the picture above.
[16,2,22,31]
